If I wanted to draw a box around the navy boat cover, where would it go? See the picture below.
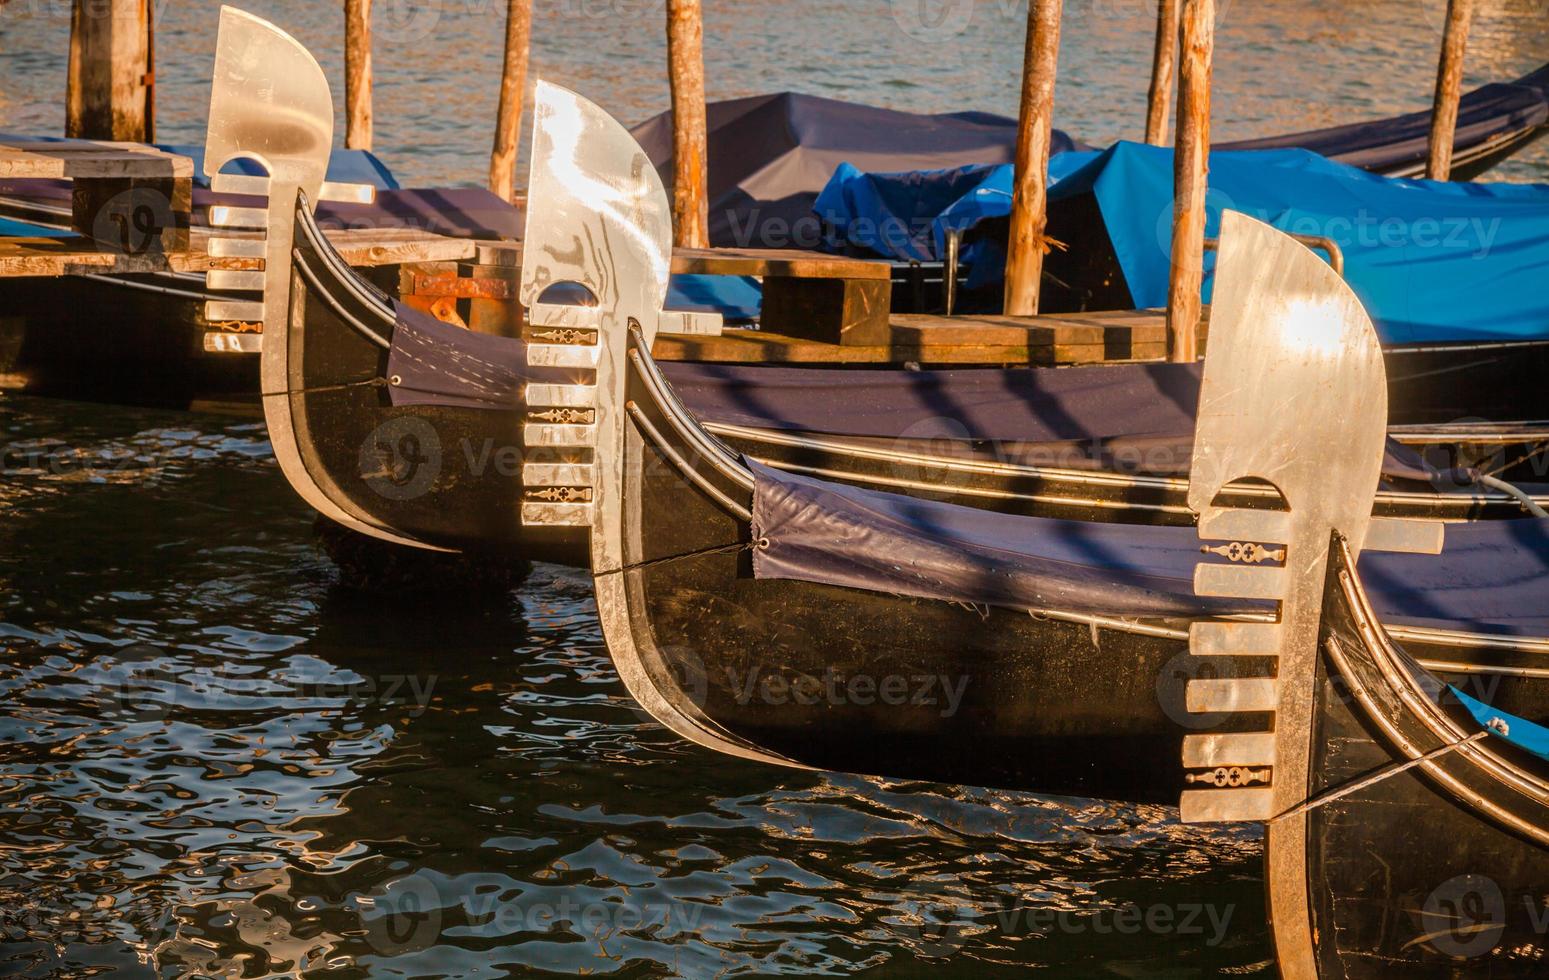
[659,360,1454,485]
[630,92,1089,250]
[750,461,1549,639]
[385,312,1459,487]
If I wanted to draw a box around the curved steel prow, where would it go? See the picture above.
[203,5,330,324]
[1180,211,1444,980]
[203,7,430,548]
[517,82,792,769]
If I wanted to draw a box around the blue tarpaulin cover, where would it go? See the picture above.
[817,144,1549,343]
[1451,685,1549,762]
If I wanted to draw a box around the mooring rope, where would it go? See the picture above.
[595,540,756,577]
[257,376,389,399]
[1476,473,1549,519]
[1480,439,1549,483]
[1270,717,1507,823]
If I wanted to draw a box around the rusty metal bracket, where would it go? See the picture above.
[409,271,515,300]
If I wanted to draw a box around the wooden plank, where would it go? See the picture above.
[0,226,476,278]
[0,237,121,277]
[761,277,891,345]
[670,246,890,280]
[0,140,191,179]
[654,308,1207,366]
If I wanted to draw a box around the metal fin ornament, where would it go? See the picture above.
[517,82,795,770]
[516,82,674,536]
[1179,211,1445,980]
[203,8,432,550]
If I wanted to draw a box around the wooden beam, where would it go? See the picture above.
[488,0,533,203]
[66,0,152,142]
[1166,0,1213,363]
[1144,0,1179,145]
[666,0,709,249]
[1002,0,1063,317]
[1427,0,1477,181]
[345,0,373,151]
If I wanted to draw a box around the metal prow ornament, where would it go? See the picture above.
[516,82,795,769]
[202,7,434,550]
[1180,210,1445,980]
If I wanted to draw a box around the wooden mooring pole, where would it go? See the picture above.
[666,0,709,249]
[1002,0,1064,317]
[489,0,533,203]
[66,0,153,142]
[1166,0,1213,363]
[1144,0,1179,145]
[344,0,373,150]
[1427,0,1476,180]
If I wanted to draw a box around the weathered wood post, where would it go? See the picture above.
[345,0,373,150]
[1144,0,1179,145]
[1165,0,1213,363]
[488,0,533,203]
[666,0,709,249]
[1427,0,1477,180]
[66,0,153,142]
[1002,0,1064,317]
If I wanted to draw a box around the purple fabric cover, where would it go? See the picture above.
[386,302,570,410]
[385,315,1454,486]
[1222,64,1549,173]
[749,461,1549,638]
[661,361,1452,486]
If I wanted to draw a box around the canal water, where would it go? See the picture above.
[0,0,1545,975]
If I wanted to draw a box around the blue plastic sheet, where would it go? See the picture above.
[817,144,1549,343]
[1451,685,1549,762]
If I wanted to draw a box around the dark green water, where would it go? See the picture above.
[0,396,1269,975]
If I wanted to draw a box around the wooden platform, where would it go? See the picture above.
[654,308,1209,366]
[670,246,890,281]
[0,138,192,180]
[0,226,477,278]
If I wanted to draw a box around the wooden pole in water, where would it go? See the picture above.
[489,0,533,203]
[1144,0,1179,145]
[1166,0,1213,363]
[1427,0,1476,181]
[66,0,153,142]
[666,0,709,249]
[344,0,373,151]
[1002,0,1064,317]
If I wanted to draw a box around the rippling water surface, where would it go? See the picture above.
[0,398,1268,976]
[0,1,1546,975]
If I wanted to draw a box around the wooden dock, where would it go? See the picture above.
[654,308,1208,366]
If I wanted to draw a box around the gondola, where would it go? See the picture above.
[504,80,1549,804]
[587,173,1549,974]
[223,19,1549,563]
[560,149,1549,805]
[246,68,1549,564]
